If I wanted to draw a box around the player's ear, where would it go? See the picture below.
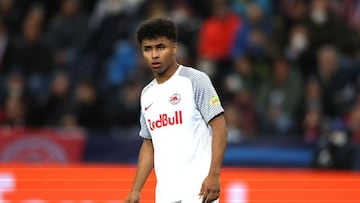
[172,42,178,56]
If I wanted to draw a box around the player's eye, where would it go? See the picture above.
[143,47,152,52]
[157,45,165,50]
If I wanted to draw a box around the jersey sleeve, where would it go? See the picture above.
[139,110,152,139]
[193,72,224,123]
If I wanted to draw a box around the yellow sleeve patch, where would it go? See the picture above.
[209,96,221,105]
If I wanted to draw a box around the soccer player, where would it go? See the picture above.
[125,17,228,203]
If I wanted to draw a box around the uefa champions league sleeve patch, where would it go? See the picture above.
[209,96,220,105]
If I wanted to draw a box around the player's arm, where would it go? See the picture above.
[193,71,228,202]
[194,72,228,176]
[125,138,154,203]
[208,113,228,177]
[200,113,228,203]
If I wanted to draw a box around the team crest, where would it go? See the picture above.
[169,93,181,105]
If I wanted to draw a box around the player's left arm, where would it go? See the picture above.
[192,70,228,202]
[209,113,228,177]
[200,113,228,203]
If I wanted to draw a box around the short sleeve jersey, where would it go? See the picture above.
[139,65,224,203]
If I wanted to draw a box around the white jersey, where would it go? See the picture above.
[139,65,224,203]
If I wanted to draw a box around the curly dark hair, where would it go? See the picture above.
[136,18,177,44]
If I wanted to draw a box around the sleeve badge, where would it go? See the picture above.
[209,96,221,105]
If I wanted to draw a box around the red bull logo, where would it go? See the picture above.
[169,93,181,105]
[148,111,183,131]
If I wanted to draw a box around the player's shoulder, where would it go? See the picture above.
[178,65,210,81]
[141,79,156,96]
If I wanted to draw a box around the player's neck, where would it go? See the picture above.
[155,63,180,84]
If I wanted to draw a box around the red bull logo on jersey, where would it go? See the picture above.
[169,93,181,105]
[148,111,183,131]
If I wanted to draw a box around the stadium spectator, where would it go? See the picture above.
[222,55,260,137]
[284,24,314,78]
[232,88,257,138]
[301,77,323,115]
[313,45,357,117]
[44,0,89,69]
[300,78,324,142]
[1,71,41,126]
[277,0,309,34]
[230,0,272,18]
[231,2,271,61]
[197,0,241,81]
[103,81,141,129]
[256,56,303,135]
[347,102,360,143]
[307,0,353,54]
[224,54,263,94]
[0,17,15,75]
[224,103,243,143]
[74,0,140,83]
[102,40,138,89]
[41,70,73,127]
[12,4,52,99]
[302,107,322,143]
[72,78,106,130]
[168,0,201,65]
[1,96,27,128]
[0,0,22,35]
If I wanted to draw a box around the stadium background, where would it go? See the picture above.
[1,0,360,202]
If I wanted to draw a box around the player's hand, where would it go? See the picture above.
[124,190,140,203]
[199,174,221,203]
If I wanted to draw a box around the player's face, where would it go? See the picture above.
[141,37,177,81]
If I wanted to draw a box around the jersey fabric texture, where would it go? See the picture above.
[139,65,224,203]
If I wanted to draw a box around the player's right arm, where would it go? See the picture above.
[125,138,154,203]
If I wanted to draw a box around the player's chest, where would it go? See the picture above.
[142,85,194,117]
[144,89,194,131]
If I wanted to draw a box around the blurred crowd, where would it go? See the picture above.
[0,0,360,145]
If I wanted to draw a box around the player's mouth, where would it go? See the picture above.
[151,62,161,69]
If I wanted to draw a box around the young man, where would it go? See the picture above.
[125,18,228,203]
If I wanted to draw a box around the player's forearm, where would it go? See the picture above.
[131,139,154,192]
[209,114,228,176]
